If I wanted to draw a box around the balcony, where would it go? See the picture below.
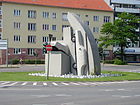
[111,0,140,5]
[115,7,140,13]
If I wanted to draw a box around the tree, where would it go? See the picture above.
[99,12,140,61]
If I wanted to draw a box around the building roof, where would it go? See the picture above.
[0,0,113,11]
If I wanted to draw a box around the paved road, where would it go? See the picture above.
[0,64,140,73]
[0,81,137,88]
[0,81,140,105]
[102,64,140,73]
[0,64,45,72]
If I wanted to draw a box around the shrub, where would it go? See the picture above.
[11,59,20,64]
[24,59,45,64]
[103,60,114,64]
[114,59,127,65]
[36,60,45,64]
[24,59,35,64]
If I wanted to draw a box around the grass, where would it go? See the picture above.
[0,71,140,81]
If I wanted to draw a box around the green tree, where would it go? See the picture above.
[99,12,140,61]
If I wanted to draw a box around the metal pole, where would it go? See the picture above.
[46,34,53,80]
[6,39,8,67]
[47,51,50,80]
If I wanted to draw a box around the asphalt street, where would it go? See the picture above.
[0,64,140,105]
[0,81,140,105]
[0,63,140,73]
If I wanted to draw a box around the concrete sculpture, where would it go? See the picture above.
[45,12,101,76]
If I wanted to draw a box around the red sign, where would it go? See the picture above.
[46,45,53,51]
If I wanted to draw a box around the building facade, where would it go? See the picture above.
[105,0,140,62]
[0,0,113,64]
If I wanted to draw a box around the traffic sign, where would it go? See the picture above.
[46,45,53,51]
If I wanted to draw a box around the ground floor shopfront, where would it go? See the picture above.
[125,54,140,63]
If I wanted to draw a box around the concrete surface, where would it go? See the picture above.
[0,81,140,105]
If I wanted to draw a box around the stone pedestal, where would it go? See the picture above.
[45,51,70,76]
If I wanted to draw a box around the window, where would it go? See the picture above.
[0,6,2,15]
[0,32,2,40]
[85,21,89,26]
[28,35,36,43]
[28,23,36,31]
[14,48,21,54]
[52,37,56,41]
[14,35,20,42]
[42,24,49,30]
[62,25,69,32]
[93,27,99,33]
[43,12,49,18]
[43,36,48,42]
[28,10,36,18]
[104,16,110,23]
[62,13,68,21]
[14,9,21,16]
[52,25,57,31]
[28,48,35,55]
[14,22,20,29]
[52,13,56,19]
[93,16,99,21]
[0,20,2,28]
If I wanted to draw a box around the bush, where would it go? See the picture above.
[24,59,45,64]
[11,59,20,64]
[24,59,35,64]
[9,59,45,64]
[114,59,127,65]
[36,60,45,64]
[103,60,114,64]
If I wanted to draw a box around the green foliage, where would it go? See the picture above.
[9,59,45,64]
[103,60,114,64]
[24,59,35,64]
[36,60,45,64]
[11,59,20,64]
[24,59,45,64]
[99,12,140,61]
[114,59,127,65]
[100,12,140,48]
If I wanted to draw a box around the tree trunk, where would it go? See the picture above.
[120,45,124,61]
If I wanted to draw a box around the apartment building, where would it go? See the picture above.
[0,0,113,64]
[105,0,140,62]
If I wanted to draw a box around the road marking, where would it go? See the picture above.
[117,88,125,91]
[121,96,131,98]
[79,82,88,85]
[104,89,114,92]
[112,95,121,97]
[33,82,37,86]
[21,82,28,86]
[1,82,10,85]
[61,82,69,86]
[43,83,47,86]
[134,95,140,97]
[31,95,50,98]
[70,82,80,85]
[8,82,18,86]
[52,82,58,86]
[61,102,74,105]
[55,94,72,97]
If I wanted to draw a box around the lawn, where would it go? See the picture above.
[0,71,140,81]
